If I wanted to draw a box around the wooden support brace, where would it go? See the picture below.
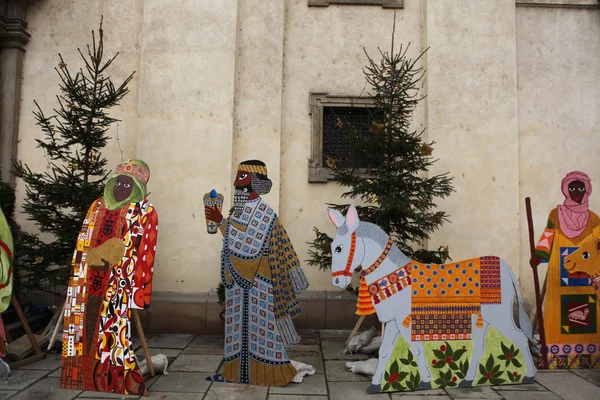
[132,309,155,377]
[346,315,365,345]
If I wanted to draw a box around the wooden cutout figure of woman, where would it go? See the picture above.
[532,171,600,369]
[0,205,14,377]
[60,160,158,395]
[205,160,310,386]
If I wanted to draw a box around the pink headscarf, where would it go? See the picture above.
[557,171,592,239]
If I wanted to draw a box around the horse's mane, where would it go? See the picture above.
[348,221,411,267]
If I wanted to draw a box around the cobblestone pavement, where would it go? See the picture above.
[1,330,599,399]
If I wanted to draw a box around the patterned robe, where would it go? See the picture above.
[219,197,309,386]
[61,197,158,395]
[0,207,13,357]
[536,208,600,369]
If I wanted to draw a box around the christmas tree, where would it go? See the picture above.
[306,18,454,288]
[12,18,135,294]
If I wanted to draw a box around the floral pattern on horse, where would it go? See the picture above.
[328,206,536,393]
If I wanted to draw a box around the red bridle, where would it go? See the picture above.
[332,232,357,278]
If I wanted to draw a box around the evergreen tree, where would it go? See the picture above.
[12,19,135,294]
[306,20,454,286]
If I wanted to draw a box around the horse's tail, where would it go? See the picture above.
[504,259,533,340]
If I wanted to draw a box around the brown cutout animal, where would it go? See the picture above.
[564,238,600,292]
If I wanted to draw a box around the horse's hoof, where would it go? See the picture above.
[523,376,535,384]
[458,380,473,388]
[418,381,432,390]
[366,383,381,393]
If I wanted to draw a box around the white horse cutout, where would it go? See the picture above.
[328,206,536,393]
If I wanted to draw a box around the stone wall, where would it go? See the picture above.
[5,1,600,329]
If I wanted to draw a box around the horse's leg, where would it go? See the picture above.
[366,320,400,393]
[460,313,489,387]
[397,321,433,390]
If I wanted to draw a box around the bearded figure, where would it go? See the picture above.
[60,160,158,396]
[205,160,310,386]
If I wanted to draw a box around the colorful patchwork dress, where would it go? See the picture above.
[60,197,158,395]
[218,197,309,386]
[0,207,13,358]
[536,208,600,368]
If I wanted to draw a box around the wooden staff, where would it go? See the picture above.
[525,197,548,369]
[132,309,155,377]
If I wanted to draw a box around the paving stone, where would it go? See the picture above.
[445,386,502,398]
[187,335,223,349]
[181,347,224,355]
[21,354,62,371]
[390,389,446,397]
[145,394,200,400]
[9,377,81,400]
[321,340,368,360]
[135,347,183,358]
[572,368,600,386]
[269,373,327,395]
[328,381,390,400]
[49,368,62,378]
[0,369,48,390]
[535,371,600,400]
[268,396,328,400]
[204,382,268,400]
[0,391,17,400]
[290,354,324,374]
[499,392,562,400]
[288,344,321,354]
[146,334,195,349]
[131,334,154,350]
[324,360,371,382]
[319,330,352,340]
[169,354,223,373]
[297,338,321,345]
[149,372,211,393]
[492,382,548,391]
[79,391,140,398]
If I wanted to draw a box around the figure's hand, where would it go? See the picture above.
[205,205,223,224]
[530,255,543,269]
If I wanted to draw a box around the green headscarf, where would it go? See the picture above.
[103,159,150,210]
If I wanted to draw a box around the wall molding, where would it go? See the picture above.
[516,0,600,8]
[308,0,404,9]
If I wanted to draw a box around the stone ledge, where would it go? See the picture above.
[516,0,600,8]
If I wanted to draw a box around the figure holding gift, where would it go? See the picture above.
[204,160,310,386]
[204,189,224,234]
[60,159,158,395]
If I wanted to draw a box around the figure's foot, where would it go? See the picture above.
[345,359,378,376]
[418,381,432,390]
[206,373,228,383]
[523,376,535,384]
[458,380,473,388]
[366,383,381,393]
[0,359,10,378]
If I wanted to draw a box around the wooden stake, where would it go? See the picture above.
[346,315,365,345]
[132,309,155,377]
[532,274,548,333]
[48,301,66,351]
[11,295,42,356]
[525,197,548,369]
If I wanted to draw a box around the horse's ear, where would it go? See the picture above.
[346,205,360,233]
[328,208,345,228]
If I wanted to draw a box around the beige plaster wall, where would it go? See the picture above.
[13,0,600,305]
[516,6,600,309]
[279,0,426,291]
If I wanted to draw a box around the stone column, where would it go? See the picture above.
[0,0,30,186]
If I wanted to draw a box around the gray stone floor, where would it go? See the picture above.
[1,331,599,399]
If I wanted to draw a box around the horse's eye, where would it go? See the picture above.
[582,251,590,260]
[335,246,343,254]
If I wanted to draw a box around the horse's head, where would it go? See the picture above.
[328,205,365,289]
[564,238,600,286]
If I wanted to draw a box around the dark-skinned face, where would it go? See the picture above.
[568,180,586,204]
[113,175,134,202]
[234,170,252,190]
